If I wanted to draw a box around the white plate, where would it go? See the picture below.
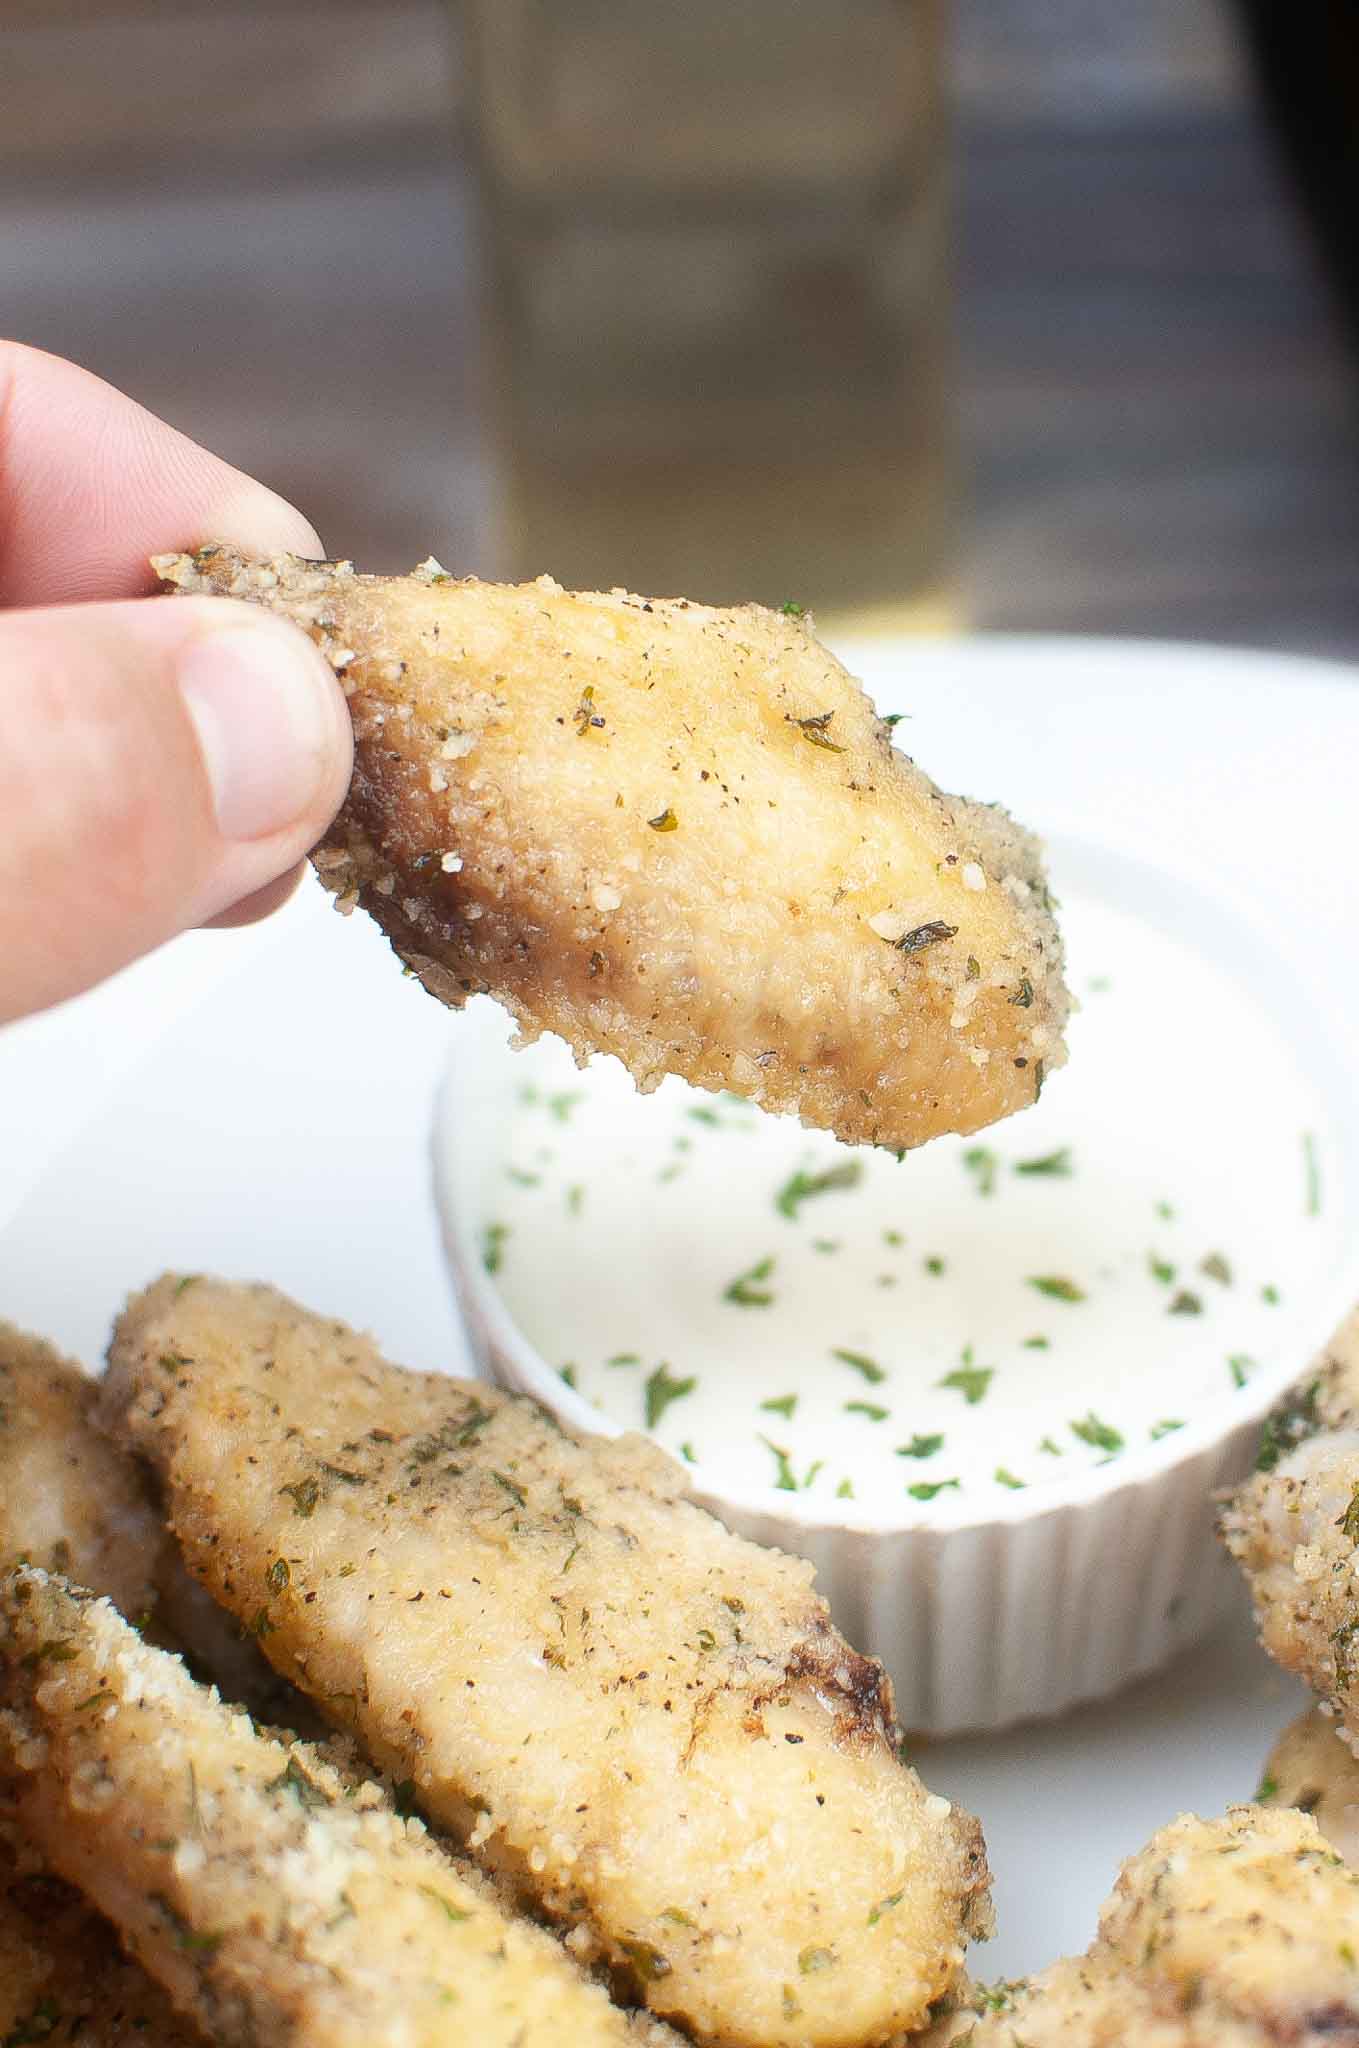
[2,632,1349,1981]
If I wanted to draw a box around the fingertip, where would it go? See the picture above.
[175,604,353,850]
[200,863,308,930]
[197,479,325,567]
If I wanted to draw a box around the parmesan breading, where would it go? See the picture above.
[104,1274,992,2048]
[0,1320,292,1724]
[0,1804,200,2048]
[155,546,1068,1152]
[1260,1706,1359,1865]
[962,1808,1359,2046]
[0,1570,668,2048]
[1218,1310,1359,1749]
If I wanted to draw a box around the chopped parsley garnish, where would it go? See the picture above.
[607,1352,641,1368]
[566,1183,584,1215]
[780,599,807,618]
[645,1363,697,1429]
[836,1477,855,1498]
[1262,1283,1280,1305]
[1022,1335,1050,1350]
[938,1355,993,1406]
[1150,1418,1185,1440]
[1332,1618,1359,1690]
[1304,1131,1321,1216]
[994,1467,1026,1490]
[482,1221,509,1274]
[547,1090,581,1123]
[506,1165,539,1186]
[1070,1411,1124,1454]
[266,1558,290,1595]
[1028,1275,1085,1302]
[897,1433,945,1460]
[760,1437,799,1491]
[812,1237,840,1254]
[845,1401,889,1421]
[1167,1289,1203,1316]
[1148,1253,1176,1286]
[1228,1355,1255,1389]
[724,1256,776,1306]
[490,1470,526,1508]
[795,711,845,752]
[1338,1483,1359,1546]
[648,806,679,832]
[1255,1380,1323,1472]
[1014,1146,1072,1177]
[1038,1435,1063,1456]
[760,1394,798,1419]
[281,1477,320,1518]
[1200,1251,1232,1285]
[831,1347,886,1384]
[907,1478,961,1502]
[688,1106,722,1126]
[867,1889,905,1926]
[883,712,907,728]
[894,920,958,955]
[775,1160,863,1219]
[1254,1773,1279,1803]
[799,1945,836,1975]
[924,1255,946,1276]
[419,1886,472,1923]
[962,1146,998,1197]
[680,1442,697,1464]
[1009,978,1034,1008]
[559,1365,577,1389]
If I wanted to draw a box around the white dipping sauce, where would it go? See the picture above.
[482,889,1328,1512]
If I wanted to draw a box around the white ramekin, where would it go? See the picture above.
[431,989,1357,1736]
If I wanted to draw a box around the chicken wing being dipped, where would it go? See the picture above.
[104,1274,992,2048]
[0,1320,297,1724]
[0,1570,672,2048]
[155,546,1068,1152]
[1259,1706,1359,1865]
[960,1807,1359,2047]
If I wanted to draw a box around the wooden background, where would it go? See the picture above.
[5,0,1358,654]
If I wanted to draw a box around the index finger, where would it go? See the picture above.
[0,341,323,609]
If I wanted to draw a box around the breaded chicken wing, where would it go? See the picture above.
[155,546,1067,1151]
[961,1807,1359,2046]
[0,1320,293,1722]
[1260,1706,1359,1864]
[104,1274,991,2048]
[1221,1426,1359,1748]
[0,1807,200,2048]
[0,1570,666,2048]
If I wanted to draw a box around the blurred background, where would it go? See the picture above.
[7,0,1359,647]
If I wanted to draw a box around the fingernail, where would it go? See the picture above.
[178,618,340,842]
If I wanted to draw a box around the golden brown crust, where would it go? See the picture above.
[0,1319,301,1728]
[0,1805,200,2048]
[0,1571,660,2048]
[963,1808,1359,2046]
[1260,1706,1359,1864]
[155,546,1068,1152]
[1220,1424,1359,1743]
[104,1273,990,2048]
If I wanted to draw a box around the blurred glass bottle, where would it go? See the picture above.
[465,1,952,622]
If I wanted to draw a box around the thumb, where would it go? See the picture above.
[0,594,352,1023]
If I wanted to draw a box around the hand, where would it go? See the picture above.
[0,342,353,1025]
